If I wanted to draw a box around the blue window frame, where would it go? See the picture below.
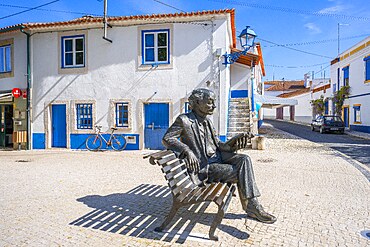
[353,105,361,123]
[0,45,11,73]
[364,56,370,82]
[61,35,85,68]
[342,66,349,86]
[337,68,340,88]
[76,104,92,129]
[142,29,170,65]
[115,103,129,127]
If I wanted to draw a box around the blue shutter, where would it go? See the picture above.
[366,60,370,81]
[0,47,4,72]
[5,46,11,72]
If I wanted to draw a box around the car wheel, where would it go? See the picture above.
[340,129,345,134]
[320,127,324,134]
[311,125,315,131]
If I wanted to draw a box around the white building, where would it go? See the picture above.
[330,36,370,133]
[0,9,265,150]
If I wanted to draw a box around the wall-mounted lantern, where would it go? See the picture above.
[223,26,257,66]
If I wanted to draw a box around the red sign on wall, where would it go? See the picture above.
[12,88,21,98]
[22,90,27,99]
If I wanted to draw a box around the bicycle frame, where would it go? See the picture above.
[95,128,115,146]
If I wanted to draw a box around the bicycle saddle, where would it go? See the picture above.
[111,127,118,130]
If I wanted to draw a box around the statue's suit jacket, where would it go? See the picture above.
[162,111,222,183]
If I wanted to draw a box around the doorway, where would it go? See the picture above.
[0,105,14,148]
[51,104,67,148]
[144,103,169,150]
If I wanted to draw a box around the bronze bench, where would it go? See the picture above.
[144,150,236,241]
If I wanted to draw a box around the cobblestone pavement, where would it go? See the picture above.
[0,125,369,246]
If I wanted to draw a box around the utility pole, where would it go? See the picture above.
[338,23,349,56]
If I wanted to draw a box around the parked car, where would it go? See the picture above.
[311,115,345,134]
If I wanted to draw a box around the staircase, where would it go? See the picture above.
[227,98,253,147]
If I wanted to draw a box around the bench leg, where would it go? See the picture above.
[154,201,181,232]
[209,207,224,241]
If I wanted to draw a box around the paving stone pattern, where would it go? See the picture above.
[0,124,369,246]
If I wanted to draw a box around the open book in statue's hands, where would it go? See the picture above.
[224,132,255,151]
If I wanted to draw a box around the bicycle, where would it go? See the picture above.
[85,125,127,151]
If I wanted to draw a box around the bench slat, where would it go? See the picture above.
[172,179,195,196]
[144,150,173,159]
[157,154,178,166]
[161,159,181,173]
[176,187,196,202]
[168,172,192,188]
[215,184,232,206]
[165,167,187,181]
[204,183,225,202]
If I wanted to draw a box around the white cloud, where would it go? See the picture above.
[318,5,346,14]
[304,23,322,34]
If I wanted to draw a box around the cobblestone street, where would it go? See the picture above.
[0,124,369,246]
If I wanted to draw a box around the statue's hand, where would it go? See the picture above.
[225,133,253,151]
[184,150,200,173]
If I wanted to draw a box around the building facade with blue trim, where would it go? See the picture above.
[330,36,370,133]
[0,9,265,150]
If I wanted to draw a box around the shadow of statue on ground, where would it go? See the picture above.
[70,184,249,243]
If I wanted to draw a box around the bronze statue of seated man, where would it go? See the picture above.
[162,88,276,224]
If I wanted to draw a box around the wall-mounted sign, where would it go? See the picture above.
[12,88,21,98]
[22,90,27,99]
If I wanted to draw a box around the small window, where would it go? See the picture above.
[364,56,370,82]
[353,105,361,123]
[333,83,336,93]
[0,45,11,73]
[342,66,349,86]
[115,103,129,127]
[76,103,92,129]
[142,30,169,65]
[61,35,85,68]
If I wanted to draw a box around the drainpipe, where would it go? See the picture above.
[20,26,31,150]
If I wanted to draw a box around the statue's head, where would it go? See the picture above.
[188,88,216,117]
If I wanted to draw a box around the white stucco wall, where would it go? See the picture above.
[330,36,370,128]
[30,17,232,148]
[0,32,27,91]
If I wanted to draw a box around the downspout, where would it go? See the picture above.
[20,26,31,150]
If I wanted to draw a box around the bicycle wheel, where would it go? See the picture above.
[111,134,127,151]
[86,135,103,151]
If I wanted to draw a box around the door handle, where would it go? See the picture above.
[147,123,155,130]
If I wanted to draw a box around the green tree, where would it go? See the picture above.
[332,85,350,116]
[310,95,325,116]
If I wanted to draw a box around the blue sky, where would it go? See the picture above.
[1,0,369,81]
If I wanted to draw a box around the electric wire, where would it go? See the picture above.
[257,37,333,59]
[207,0,370,21]
[265,62,329,69]
[264,34,370,47]
[153,0,186,13]
[0,0,60,20]
[0,3,99,16]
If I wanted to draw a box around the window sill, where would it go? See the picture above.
[365,80,370,84]
[354,122,362,124]
[137,63,173,71]
[0,71,14,79]
[59,66,87,75]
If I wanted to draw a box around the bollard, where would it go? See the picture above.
[251,135,266,150]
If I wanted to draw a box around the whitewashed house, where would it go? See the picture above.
[0,9,266,150]
[330,36,370,132]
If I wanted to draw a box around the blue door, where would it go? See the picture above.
[52,104,67,147]
[343,107,349,128]
[144,103,169,150]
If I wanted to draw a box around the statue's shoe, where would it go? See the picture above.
[246,203,277,224]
